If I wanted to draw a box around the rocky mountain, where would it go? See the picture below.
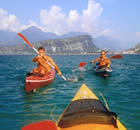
[0,35,99,54]
[0,30,16,46]
[0,26,131,52]
[122,43,140,54]
[94,35,132,51]
[0,26,90,46]
[59,32,89,39]
[0,26,59,46]
[21,26,58,42]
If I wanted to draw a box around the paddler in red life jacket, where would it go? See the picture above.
[90,50,111,68]
[32,46,62,75]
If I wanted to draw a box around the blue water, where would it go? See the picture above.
[0,54,140,130]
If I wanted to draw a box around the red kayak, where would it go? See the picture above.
[25,68,55,92]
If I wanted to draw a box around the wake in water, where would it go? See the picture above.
[65,67,88,82]
[66,75,79,82]
[72,67,86,72]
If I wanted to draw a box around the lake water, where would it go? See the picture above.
[0,54,140,130]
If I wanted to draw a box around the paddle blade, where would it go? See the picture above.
[109,54,123,59]
[17,33,33,48]
[79,62,87,68]
[22,120,57,130]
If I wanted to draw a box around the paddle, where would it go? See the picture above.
[109,54,123,59]
[79,54,123,68]
[17,33,67,81]
[22,120,57,130]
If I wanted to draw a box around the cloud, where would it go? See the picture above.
[135,32,140,42]
[0,9,21,32]
[0,0,111,38]
[0,8,39,32]
[40,0,105,37]
[40,5,68,34]
[97,29,114,37]
[136,32,140,37]
[20,20,41,31]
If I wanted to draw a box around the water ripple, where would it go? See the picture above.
[0,55,140,130]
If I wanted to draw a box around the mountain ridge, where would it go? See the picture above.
[122,43,140,54]
[0,26,135,51]
[0,26,90,46]
[0,35,99,54]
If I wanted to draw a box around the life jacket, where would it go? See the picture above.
[99,57,110,67]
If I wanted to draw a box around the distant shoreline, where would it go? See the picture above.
[0,53,139,56]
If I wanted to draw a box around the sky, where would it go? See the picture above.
[0,0,140,46]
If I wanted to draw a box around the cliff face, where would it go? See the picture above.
[0,35,99,54]
[122,43,140,54]
[131,43,140,53]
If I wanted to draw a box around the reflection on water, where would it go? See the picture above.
[0,55,140,130]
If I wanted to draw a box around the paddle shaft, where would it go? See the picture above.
[79,54,122,68]
[17,33,67,81]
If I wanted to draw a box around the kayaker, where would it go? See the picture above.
[32,46,62,75]
[90,50,111,68]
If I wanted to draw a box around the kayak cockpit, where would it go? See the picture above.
[58,99,117,128]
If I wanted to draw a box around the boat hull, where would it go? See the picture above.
[25,68,55,92]
[94,67,112,77]
[22,84,126,130]
[56,84,126,130]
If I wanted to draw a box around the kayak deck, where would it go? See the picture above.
[57,84,126,130]
[21,84,126,130]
